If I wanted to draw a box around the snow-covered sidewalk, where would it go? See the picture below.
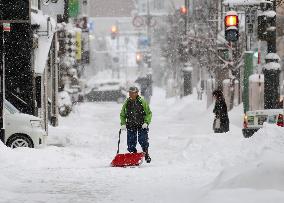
[1,88,284,203]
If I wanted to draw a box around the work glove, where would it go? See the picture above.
[121,125,126,131]
[142,123,148,129]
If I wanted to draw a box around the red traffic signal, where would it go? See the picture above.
[224,11,239,27]
[111,25,118,33]
[180,6,188,15]
[111,25,118,39]
[136,52,143,64]
[224,11,239,42]
[225,16,238,27]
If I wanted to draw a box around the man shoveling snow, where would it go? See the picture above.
[120,86,152,163]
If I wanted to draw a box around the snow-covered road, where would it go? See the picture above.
[1,88,284,203]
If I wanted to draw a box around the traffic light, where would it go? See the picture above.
[180,6,188,15]
[136,52,143,65]
[179,6,188,19]
[224,11,239,42]
[111,25,118,40]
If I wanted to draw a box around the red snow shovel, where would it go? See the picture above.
[111,129,145,167]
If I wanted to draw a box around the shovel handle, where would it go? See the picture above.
[117,129,122,154]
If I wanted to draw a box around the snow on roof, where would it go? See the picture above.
[263,62,281,71]
[223,79,230,84]
[265,53,280,61]
[267,26,276,31]
[264,10,276,18]
[226,11,238,16]
[249,74,264,82]
[183,66,193,72]
[245,51,254,54]
[226,26,238,30]
[31,11,56,74]
[223,0,269,6]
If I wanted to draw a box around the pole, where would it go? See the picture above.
[0,27,5,143]
[263,0,279,109]
[146,0,150,48]
[116,21,120,79]
[146,0,152,69]
[63,0,69,23]
[184,0,188,36]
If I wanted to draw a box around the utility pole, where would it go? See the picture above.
[63,0,69,23]
[0,24,6,143]
[145,0,153,103]
[146,0,152,69]
[116,21,120,79]
[262,0,280,109]
[184,0,189,36]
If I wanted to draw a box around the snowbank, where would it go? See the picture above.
[265,53,280,61]
[249,73,264,82]
[223,0,264,6]
[263,62,281,71]
[195,124,284,203]
[0,140,8,151]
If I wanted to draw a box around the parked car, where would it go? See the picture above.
[242,109,284,138]
[85,81,127,103]
[4,100,47,148]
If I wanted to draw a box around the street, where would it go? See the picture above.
[1,1,284,202]
[2,88,284,203]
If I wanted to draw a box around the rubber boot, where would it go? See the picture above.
[143,149,151,163]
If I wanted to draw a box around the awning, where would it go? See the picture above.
[31,10,56,74]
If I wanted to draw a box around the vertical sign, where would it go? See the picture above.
[75,31,82,60]
[69,0,79,18]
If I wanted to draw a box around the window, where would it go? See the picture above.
[141,3,146,13]
[4,100,19,114]
[247,116,254,125]
[257,115,267,125]
[31,0,39,9]
[154,0,164,10]
[268,115,277,124]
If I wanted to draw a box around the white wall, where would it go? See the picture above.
[41,0,65,19]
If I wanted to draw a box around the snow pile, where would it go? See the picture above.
[249,73,264,82]
[0,140,9,152]
[211,124,284,189]
[223,0,264,6]
[193,124,284,203]
[265,53,280,61]
[263,62,281,70]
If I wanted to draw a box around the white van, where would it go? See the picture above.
[242,109,284,137]
[3,100,47,148]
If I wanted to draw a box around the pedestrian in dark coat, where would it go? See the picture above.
[212,90,229,133]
